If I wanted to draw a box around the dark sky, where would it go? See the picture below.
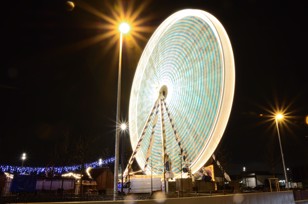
[0,0,307,175]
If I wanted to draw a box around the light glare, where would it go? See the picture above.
[86,167,93,179]
[120,123,127,131]
[62,172,82,179]
[98,158,103,166]
[21,153,26,161]
[119,22,130,34]
[66,1,75,11]
[275,113,284,121]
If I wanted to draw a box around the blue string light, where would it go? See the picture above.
[0,157,115,175]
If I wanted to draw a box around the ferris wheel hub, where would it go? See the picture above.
[159,85,168,99]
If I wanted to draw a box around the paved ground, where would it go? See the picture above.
[0,192,223,203]
[1,193,149,203]
[1,190,307,204]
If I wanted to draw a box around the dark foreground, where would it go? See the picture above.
[1,190,308,204]
[3,191,300,204]
[2,193,146,204]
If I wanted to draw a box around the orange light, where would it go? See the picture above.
[275,113,284,121]
[66,1,75,11]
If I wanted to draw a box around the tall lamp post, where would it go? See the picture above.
[114,22,130,200]
[275,113,289,188]
[21,152,26,167]
[98,158,103,167]
[120,122,128,194]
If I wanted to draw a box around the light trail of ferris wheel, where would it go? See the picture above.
[126,9,235,177]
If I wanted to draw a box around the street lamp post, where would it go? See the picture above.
[120,122,127,194]
[98,158,103,167]
[21,152,26,167]
[275,113,289,189]
[114,22,130,200]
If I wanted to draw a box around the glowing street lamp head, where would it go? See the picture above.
[275,113,284,121]
[119,22,130,34]
[120,122,127,131]
[21,153,27,161]
[98,158,103,166]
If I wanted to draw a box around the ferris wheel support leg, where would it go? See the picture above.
[159,97,168,192]
[143,110,159,171]
[162,98,190,173]
[212,154,231,182]
[123,100,160,178]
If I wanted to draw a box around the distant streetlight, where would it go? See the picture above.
[242,166,247,187]
[120,122,128,194]
[114,22,131,200]
[275,113,289,188]
[120,122,127,131]
[98,158,103,167]
[276,113,284,120]
[21,153,27,167]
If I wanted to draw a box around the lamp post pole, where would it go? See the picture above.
[21,153,26,167]
[121,130,124,194]
[113,31,123,200]
[114,22,130,200]
[275,114,289,189]
[120,122,127,194]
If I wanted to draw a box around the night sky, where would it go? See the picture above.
[1,0,307,175]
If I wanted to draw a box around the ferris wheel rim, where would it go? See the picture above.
[128,9,235,176]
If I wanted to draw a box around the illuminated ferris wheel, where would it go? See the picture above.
[125,9,235,177]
